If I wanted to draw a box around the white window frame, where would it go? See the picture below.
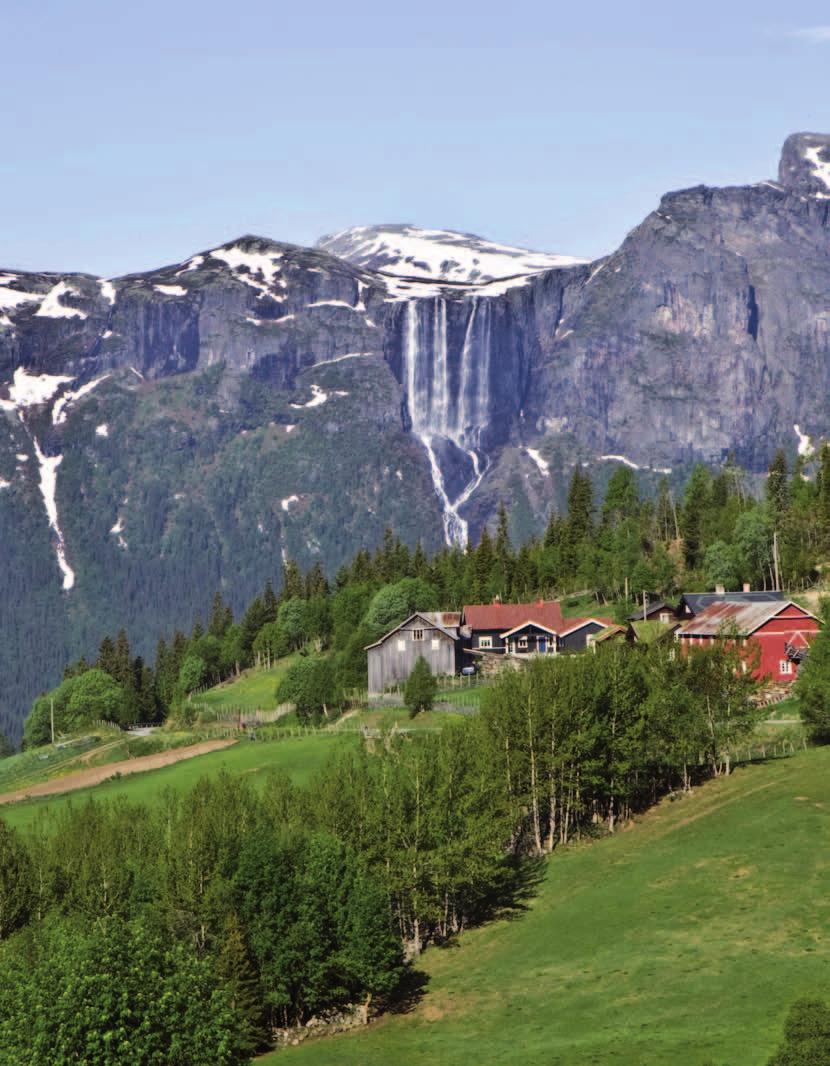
[397,639,406,652]
[780,659,793,676]
[412,629,424,642]
[659,612,671,624]
[478,635,493,649]
[431,638,440,650]
[518,636,528,650]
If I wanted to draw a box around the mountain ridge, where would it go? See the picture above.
[1,132,830,740]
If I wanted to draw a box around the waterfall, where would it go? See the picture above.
[403,297,491,547]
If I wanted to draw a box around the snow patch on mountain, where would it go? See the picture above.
[525,447,550,476]
[0,368,73,412]
[154,283,187,296]
[32,438,74,590]
[318,225,587,285]
[99,279,116,304]
[804,145,830,194]
[35,281,87,320]
[210,244,286,297]
[53,375,109,425]
[0,275,45,316]
[290,384,348,409]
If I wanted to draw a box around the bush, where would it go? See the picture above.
[276,656,340,722]
[404,657,437,718]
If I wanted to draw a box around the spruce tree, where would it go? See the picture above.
[404,656,437,718]
[216,914,265,1054]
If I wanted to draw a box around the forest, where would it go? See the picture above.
[14,444,830,747]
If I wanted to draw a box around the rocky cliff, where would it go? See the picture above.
[1,133,829,738]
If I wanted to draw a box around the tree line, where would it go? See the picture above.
[18,445,828,746]
[0,636,766,1062]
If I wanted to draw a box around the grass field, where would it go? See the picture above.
[1,733,350,833]
[192,657,299,716]
[265,747,830,1066]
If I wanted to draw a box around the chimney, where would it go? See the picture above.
[715,584,726,595]
[743,582,751,593]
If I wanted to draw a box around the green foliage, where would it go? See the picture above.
[768,999,830,1066]
[795,607,830,743]
[179,654,208,695]
[364,578,439,634]
[404,656,437,718]
[0,916,248,1065]
[277,657,341,722]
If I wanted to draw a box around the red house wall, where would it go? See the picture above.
[749,606,820,682]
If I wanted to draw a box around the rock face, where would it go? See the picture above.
[1,134,830,739]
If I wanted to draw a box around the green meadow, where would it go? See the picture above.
[1,733,349,833]
[267,747,830,1066]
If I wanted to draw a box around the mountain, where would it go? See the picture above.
[316,224,586,284]
[1,132,830,740]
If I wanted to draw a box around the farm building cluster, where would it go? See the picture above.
[366,587,820,696]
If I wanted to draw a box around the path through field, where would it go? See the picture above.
[0,738,236,805]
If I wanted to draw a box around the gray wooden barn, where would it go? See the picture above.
[366,612,462,696]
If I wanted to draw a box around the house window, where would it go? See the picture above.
[518,636,528,650]
[780,660,793,676]
[478,636,493,649]
[412,629,424,641]
[397,639,406,652]
[659,612,671,624]
[587,634,596,647]
[431,638,440,650]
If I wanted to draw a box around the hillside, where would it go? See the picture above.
[3,132,830,742]
[269,748,830,1066]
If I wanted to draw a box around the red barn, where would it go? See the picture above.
[675,600,820,682]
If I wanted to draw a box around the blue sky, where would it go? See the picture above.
[3,0,830,276]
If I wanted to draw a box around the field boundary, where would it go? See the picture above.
[0,737,237,805]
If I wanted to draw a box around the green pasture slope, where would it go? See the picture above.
[193,657,299,715]
[271,747,830,1066]
[1,733,349,833]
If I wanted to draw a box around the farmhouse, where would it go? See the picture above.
[677,588,784,619]
[674,599,819,682]
[462,601,565,655]
[366,611,462,695]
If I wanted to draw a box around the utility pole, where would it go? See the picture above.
[773,530,781,591]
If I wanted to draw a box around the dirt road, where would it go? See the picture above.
[0,738,237,806]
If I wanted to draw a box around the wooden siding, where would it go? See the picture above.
[368,616,458,695]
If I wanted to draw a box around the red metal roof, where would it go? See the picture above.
[463,601,565,633]
[675,600,815,638]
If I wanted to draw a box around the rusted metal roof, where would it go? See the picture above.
[676,600,790,637]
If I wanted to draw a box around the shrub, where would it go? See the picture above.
[404,657,437,718]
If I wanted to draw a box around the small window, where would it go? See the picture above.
[412,629,424,641]
[518,636,528,650]
[478,636,493,649]
[587,634,596,646]
[659,612,671,624]
[397,639,406,652]
[431,638,440,650]
[780,660,793,676]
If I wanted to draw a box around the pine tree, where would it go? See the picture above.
[216,914,265,1054]
[767,448,790,522]
[261,580,279,622]
[566,468,594,544]
[281,558,304,600]
[404,656,437,718]
[96,636,117,677]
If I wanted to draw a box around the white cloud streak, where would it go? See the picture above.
[789,26,830,43]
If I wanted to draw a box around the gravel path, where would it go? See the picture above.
[0,738,237,806]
